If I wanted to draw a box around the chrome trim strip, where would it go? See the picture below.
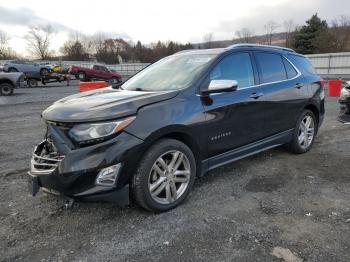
[197,54,302,96]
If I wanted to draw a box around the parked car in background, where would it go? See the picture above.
[3,60,53,76]
[339,81,350,114]
[0,72,25,96]
[69,64,122,83]
[28,44,325,212]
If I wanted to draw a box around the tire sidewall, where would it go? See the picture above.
[292,110,317,153]
[133,139,196,212]
[77,72,86,81]
[0,83,14,96]
[40,68,49,76]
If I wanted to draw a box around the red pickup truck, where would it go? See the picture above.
[69,64,122,83]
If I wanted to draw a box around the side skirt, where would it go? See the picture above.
[200,129,293,176]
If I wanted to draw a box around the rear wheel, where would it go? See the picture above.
[111,77,121,84]
[76,72,86,81]
[8,68,18,73]
[0,83,14,96]
[132,139,196,212]
[288,110,317,154]
[40,68,49,76]
[27,79,38,87]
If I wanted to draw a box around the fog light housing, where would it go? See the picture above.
[95,164,121,187]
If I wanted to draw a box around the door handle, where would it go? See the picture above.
[250,92,264,99]
[295,83,304,89]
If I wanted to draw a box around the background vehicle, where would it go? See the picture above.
[28,44,325,212]
[339,81,350,114]
[69,64,122,83]
[3,60,52,76]
[0,72,25,96]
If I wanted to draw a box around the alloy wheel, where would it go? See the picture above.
[298,115,315,149]
[148,150,191,205]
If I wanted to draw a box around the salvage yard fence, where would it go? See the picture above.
[1,52,350,79]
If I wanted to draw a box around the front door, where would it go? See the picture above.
[201,52,266,158]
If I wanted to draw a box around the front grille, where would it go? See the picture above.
[30,140,64,175]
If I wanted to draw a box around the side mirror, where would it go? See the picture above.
[201,80,238,96]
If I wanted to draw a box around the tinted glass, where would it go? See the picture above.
[288,54,316,75]
[210,53,254,88]
[255,52,287,83]
[283,57,298,79]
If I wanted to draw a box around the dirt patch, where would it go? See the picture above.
[245,175,286,192]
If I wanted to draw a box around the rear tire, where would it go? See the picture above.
[288,110,317,154]
[40,68,49,76]
[76,72,86,81]
[131,139,196,212]
[0,83,14,96]
[27,79,38,87]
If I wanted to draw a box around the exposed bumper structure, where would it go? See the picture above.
[27,126,144,206]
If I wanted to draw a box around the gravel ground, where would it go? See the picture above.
[0,82,350,262]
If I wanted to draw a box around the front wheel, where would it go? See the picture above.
[288,110,317,154]
[132,139,196,212]
[0,83,14,96]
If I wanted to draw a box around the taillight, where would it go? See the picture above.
[320,79,325,88]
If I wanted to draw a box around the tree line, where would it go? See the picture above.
[0,13,349,63]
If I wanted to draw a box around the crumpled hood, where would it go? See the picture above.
[42,87,179,123]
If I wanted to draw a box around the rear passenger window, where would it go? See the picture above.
[255,52,287,83]
[210,53,254,89]
[283,58,298,79]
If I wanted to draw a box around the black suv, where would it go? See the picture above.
[28,44,325,212]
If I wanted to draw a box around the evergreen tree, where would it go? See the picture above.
[293,14,329,54]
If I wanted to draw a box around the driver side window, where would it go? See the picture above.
[210,53,254,89]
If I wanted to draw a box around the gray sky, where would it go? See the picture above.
[0,0,349,56]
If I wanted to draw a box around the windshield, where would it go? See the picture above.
[122,53,216,91]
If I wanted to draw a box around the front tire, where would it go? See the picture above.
[132,139,196,212]
[0,83,14,96]
[288,110,317,154]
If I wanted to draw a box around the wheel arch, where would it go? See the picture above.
[141,128,203,177]
[0,78,15,87]
[304,103,320,125]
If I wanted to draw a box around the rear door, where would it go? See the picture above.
[253,51,309,137]
[202,52,266,158]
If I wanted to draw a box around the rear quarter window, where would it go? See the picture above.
[282,57,298,79]
[287,54,316,76]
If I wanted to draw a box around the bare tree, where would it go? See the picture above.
[264,21,280,45]
[26,25,53,59]
[331,15,350,51]
[203,32,214,48]
[235,28,255,43]
[283,19,295,47]
[0,30,9,57]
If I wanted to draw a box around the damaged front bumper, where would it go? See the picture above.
[339,86,350,115]
[27,127,144,206]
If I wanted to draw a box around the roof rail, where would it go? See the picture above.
[227,43,295,53]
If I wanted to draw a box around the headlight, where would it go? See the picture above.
[340,87,350,99]
[68,116,135,144]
